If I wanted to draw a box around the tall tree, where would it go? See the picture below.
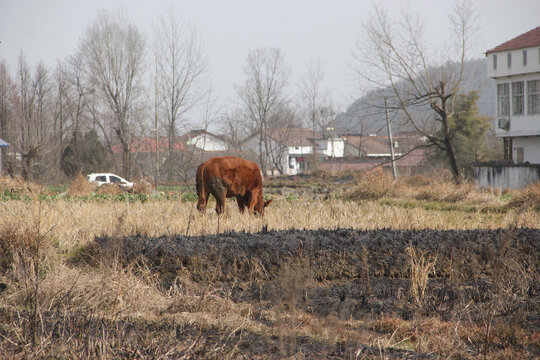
[80,9,146,178]
[429,91,490,178]
[15,52,34,180]
[153,5,207,180]
[299,60,330,133]
[0,61,15,175]
[353,0,478,183]
[236,48,290,175]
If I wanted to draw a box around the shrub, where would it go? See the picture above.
[67,174,97,196]
[0,176,41,196]
[133,180,152,195]
[505,182,540,210]
[96,183,125,196]
[343,171,395,200]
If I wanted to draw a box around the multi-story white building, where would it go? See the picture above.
[486,26,540,163]
[477,26,540,188]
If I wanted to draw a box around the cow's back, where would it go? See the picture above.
[202,157,262,196]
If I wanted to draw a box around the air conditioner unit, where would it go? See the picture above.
[498,117,510,130]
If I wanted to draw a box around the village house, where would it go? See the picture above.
[321,134,428,176]
[242,128,345,175]
[179,129,229,152]
[476,26,540,188]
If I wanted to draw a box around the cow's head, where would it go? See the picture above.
[254,195,273,216]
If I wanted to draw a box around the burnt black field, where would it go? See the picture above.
[90,227,540,359]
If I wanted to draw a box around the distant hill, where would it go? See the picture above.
[333,58,494,135]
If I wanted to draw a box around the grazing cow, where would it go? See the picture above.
[196,156,272,216]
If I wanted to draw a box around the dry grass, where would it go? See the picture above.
[0,175,538,358]
[343,171,395,200]
[132,180,152,195]
[0,175,42,195]
[506,182,540,210]
[67,174,97,196]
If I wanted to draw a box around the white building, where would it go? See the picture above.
[477,26,540,188]
[182,130,229,151]
[242,128,345,175]
[486,26,540,163]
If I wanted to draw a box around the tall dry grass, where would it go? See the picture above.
[0,175,539,358]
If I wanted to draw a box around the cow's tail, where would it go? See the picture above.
[195,163,204,196]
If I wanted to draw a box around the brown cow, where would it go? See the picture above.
[196,156,272,216]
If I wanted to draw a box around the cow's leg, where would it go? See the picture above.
[246,191,257,215]
[215,194,226,216]
[236,196,246,214]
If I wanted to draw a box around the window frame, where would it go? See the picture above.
[507,52,512,68]
[523,50,527,66]
[512,81,524,116]
[527,79,540,115]
[497,83,510,117]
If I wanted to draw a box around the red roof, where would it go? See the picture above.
[486,26,540,54]
[111,137,185,154]
[320,148,428,171]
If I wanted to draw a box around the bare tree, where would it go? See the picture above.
[15,52,36,180]
[299,60,331,133]
[221,108,250,151]
[0,60,15,175]
[236,47,291,175]
[80,9,146,178]
[153,4,207,180]
[353,0,478,183]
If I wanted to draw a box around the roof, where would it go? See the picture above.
[342,134,426,155]
[320,148,428,171]
[343,135,389,155]
[111,137,185,154]
[0,138,9,147]
[267,128,322,147]
[244,128,323,147]
[178,129,229,144]
[486,26,540,54]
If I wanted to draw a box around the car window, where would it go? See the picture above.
[96,176,107,182]
[110,176,121,183]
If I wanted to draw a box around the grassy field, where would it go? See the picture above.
[0,173,539,359]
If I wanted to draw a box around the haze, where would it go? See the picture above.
[1,0,539,117]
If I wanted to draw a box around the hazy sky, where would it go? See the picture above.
[1,0,539,121]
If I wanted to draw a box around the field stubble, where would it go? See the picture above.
[0,174,539,359]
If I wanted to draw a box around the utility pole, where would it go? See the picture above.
[154,56,160,191]
[385,97,397,180]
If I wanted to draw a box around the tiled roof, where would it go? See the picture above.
[264,128,322,147]
[111,137,185,154]
[486,26,540,54]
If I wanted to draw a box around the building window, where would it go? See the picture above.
[523,50,527,66]
[503,138,512,161]
[512,81,524,115]
[507,52,512,68]
[527,80,540,114]
[497,83,509,117]
[493,54,497,70]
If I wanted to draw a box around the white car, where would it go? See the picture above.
[87,173,134,189]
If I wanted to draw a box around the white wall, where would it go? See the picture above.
[513,136,540,164]
[476,164,540,189]
[323,138,345,157]
[487,46,540,79]
[189,134,228,151]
